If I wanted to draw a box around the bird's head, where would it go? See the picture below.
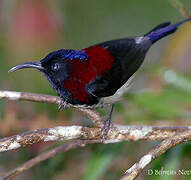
[9,49,88,99]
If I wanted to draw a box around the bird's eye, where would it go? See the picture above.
[51,63,60,71]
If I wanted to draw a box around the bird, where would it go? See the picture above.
[9,18,191,139]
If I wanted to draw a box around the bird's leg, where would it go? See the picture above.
[58,99,67,110]
[99,104,114,141]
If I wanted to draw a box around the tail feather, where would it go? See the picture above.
[145,18,191,43]
[144,22,171,36]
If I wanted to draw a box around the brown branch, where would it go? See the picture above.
[120,130,191,180]
[1,140,100,180]
[0,90,104,127]
[1,124,191,152]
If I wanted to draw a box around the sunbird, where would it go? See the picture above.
[9,18,191,138]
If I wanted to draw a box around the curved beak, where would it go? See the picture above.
[8,61,44,73]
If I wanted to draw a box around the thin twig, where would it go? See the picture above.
[1,140,100,180]
[120,130,191,180]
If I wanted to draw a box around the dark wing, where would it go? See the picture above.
[86,38,151,98]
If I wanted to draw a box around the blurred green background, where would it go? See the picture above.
[1,0,191,179]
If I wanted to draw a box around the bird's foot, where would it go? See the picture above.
[98,117,111,141]
[58,99,67,110]
[98,104,114,141]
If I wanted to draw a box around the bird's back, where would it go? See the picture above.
[85,37,151,104]
[96,37,151,83]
